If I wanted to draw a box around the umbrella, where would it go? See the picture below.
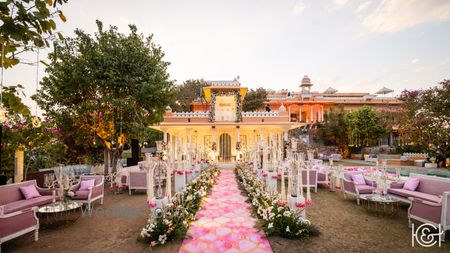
[323,87,338,94]
[375,87,394,95]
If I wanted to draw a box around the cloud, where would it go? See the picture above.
[411,58,419,64]
[362,0,450,33]
[354,1,372,15]
[293,1,305,16]
[333,0,349,8]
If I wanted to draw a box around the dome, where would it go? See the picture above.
[165,106,172,112]
[279,103,286,112]
[300,75,313,87]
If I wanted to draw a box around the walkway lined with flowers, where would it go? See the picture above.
[179,170,273,253]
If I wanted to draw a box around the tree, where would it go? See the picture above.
[170,79,207,112]
[35,21,176,172]
[0,0,67,68]
[243,88,268,112]
[317,106,348,153]
[399,80,450,162]
[345,106,387,147]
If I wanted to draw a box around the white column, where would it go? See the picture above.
[261,128,268,170]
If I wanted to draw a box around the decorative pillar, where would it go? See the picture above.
[211,126,217,162]
[147,163,155,202]
[165,163,172,200]
[310,106,313,123]
[260,128,268,170]
[236,126,241,161]
[187,128,192,167]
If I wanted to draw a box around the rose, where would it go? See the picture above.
[306,199,313,206]
[277,200,287,207]
[271,175,278,179]
[147,202,157,208]
[295,202,306,208]
[176,171,184,175]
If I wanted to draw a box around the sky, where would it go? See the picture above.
[4,0,450,112]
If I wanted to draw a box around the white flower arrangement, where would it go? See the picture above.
[140,165,220,248]
[235,163,318,239]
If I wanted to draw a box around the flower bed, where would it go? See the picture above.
[140,165,220,247]
[235,164,319,239]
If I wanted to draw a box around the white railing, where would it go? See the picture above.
[242,111,280,117]
[171,112,209,118]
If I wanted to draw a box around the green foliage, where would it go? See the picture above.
[345,106,387,147]
[243,88,268,112]
[1,86,63,178]
[35,20,176,166]
[399,80,450,158]
[0,0,68,68]
[169,79,207,112]
[317,106,348,147]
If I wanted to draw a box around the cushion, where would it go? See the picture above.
[352,174,366,185]
[357,185,376,194]
[19,184,41,200]
[403,177,420,191]
[388,188,442,203]
[79,179,96,190]
[3,196,53,214]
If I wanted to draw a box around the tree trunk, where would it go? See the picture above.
[104,148,110,175]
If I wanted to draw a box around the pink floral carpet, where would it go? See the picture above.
[179,170,273,253]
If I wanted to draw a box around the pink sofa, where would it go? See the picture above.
[128,171,147,195]
[70,175,104,212]
[0,180,56,250]
[343,172,377,205]
[388,173,450,240]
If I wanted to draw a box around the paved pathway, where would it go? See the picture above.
[179,170,273,253]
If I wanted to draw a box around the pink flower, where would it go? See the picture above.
[252,171,257,175]
[295,202,306,208]
[176,171,184,175]
[277,200,287,207]
[306,199,313,206]
[271,175,278,179]
[262,172,268,177]
[186,171,193,174]
[277,172,282,177]
[147,202,157,208]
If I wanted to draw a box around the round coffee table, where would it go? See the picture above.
[38,201,82,227]
[361,194,399,217]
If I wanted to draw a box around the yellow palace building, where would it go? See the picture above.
[151,79,300,163]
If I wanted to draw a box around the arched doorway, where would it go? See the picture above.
[219,133,232,162]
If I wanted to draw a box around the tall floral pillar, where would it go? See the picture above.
[175,135,185,192]
[211,126,217,162]
[186,128,194,183]
[260,128,268,170]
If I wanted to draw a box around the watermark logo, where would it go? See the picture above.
[412,223,444,247]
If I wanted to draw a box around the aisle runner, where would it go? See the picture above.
[179,170,273,253]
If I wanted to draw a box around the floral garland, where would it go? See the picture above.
[140,165,220,247]
[235,164,319,239]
